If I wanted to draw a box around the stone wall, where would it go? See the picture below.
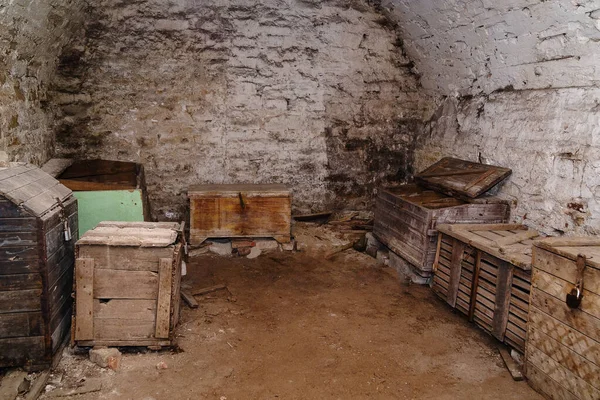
[0,0,84,165]
[383,0,600,235]
[52,0,431,220]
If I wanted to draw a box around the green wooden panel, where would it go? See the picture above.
[74,190,145,237]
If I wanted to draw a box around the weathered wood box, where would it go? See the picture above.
[73,221,183,347]
[189,184,291,245]
[526,238,600,400]
[432,224,541,353]
[43,158,151,237]
[0,164,78,370]
[374,158,511,280]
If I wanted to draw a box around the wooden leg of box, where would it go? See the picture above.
[273,235,291,244]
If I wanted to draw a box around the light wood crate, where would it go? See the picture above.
[526,238,600,400]
[73,222,183,348]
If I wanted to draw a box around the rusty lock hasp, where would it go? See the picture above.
[566,254,586,309]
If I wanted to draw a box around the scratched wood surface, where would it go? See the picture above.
[373,184,508,279]
[189,184,292,245]
[0,164,77,370]
[73,222,182,347]
[526,241,600,400]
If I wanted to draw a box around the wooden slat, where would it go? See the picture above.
[528,307,600,366]
[528,325,600,390]
[77,245,172,272]
[155,258,173,339]
[447,239,465,307]
[0,289,41,313]
[534,247,600,294]
[530,288,600,344]
[0,336,45,368]
[526,362,579,400]
[93,319,155,340]
[94,299,156,321]
[491,260,513,340]
[533,268,600,319]
[526,343,600,400]
[75,258,94,341]
[94,269,158,299]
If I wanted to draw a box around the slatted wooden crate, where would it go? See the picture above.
[374,158,511,281]
[189,184,291,245]
[0,164,78,370]
[433,224,541,353]
[73,221,183,347]
[526,238,600,400]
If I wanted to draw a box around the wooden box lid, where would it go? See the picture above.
[77,221,181,247]
[0,163,72,217]
[188,184,290,198]
[534,237,600,270]
[437,223,542,270]
[415,157,512,199]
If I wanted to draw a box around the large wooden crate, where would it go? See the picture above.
[432,224,541,353]
[73,221,183,347]
[374,158,511,280]
[526,238,600,400]
[188,184,291,245]
[43,158,151,237]
[0,164,78,370]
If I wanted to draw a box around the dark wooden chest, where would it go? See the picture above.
[0,164,78,370]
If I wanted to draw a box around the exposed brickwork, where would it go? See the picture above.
[52,0,432,219]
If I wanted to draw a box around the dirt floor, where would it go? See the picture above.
[37,224,543,400]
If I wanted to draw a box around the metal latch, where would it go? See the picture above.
[566,254,586,309]
[56,197,72,242]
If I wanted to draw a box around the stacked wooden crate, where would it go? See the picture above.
[374,158,511,281]
[526,238,600,400]
[433,223,541,353]
[188,184,292,245]
[0,164,78,370]
[73,221,183,348]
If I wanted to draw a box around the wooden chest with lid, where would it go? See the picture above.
[0,164,78,370]
[374,158,511,281]
[188,184,292,245]
[433,223,541,353]
[73,221,183,348]
[526,237,600,400]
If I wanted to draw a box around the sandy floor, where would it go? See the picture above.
[40,224,543,400]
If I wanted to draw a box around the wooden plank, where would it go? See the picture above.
[447,239,465,307]
[469,251,482,321]
[533,268,600,319]
[0,289,41,313]
[75,258,94,341]
[499,346,524,380]
[526,362,579,400]
[534,247,600,293]
[155,258,173,339]
[414,157,512,198]
[170,243,183,328]
[528,324,600,389]
[77,245,172,272]
[181,290,199,309]
[492,260,513,341]
[94,269,158,299]
[494,229,540,248]
[526,343,600,400]
[75,339,171,347]
[0,336,45,368]
[94,299,156,320]
[528,307,600,366]
[0,273,42,290]
[530,289,600,344]
[94,319,155,340]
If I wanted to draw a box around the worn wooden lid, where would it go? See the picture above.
[0,163,73,217]
[77,221,181,247]
[188,184,290,197]
[415,157,512,199]
[534,237,600,270]
[437,223,541,270]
